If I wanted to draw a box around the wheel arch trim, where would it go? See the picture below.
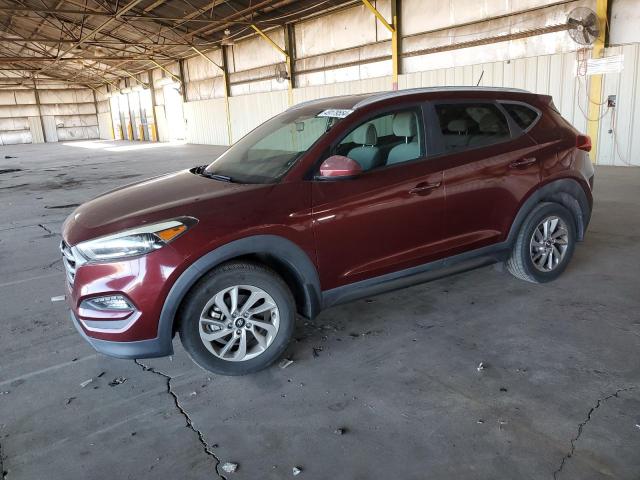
[157,235,322,349]
[508,177,591,243]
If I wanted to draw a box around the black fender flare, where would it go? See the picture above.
[156,235,322,351]
[507,178,592,244]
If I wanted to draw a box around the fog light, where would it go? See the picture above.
[82,295,134,311]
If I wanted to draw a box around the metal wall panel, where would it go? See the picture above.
[184,45,639,167]
[28,117,44,143]
[183,98,230,145]
[42,115,58,142]
[293,76,391,104]
[598,44,640,166]
[154,105,169,142]
[610,0,640,45]
[97,112,113,140]
[228,90,288,142]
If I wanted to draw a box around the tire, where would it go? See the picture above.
[178,261,295,375]
[506,202,577,284]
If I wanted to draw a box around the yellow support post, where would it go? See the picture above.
[251,24,293,105]
[586,0,609,162]
[362,0,398,90]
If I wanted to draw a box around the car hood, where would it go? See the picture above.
[62,168,267,245]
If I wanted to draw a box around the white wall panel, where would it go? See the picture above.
[154,105,169,142]
[42,116,58,142]
[57,126,99,141]
[293,76,391,105]
[0,86,98,144]
[228,90,288,142]
[597,44,640,166]
[396,50,589,135]
[28,117,44,144]
[184,98,230,145]
[97,112,113,140]
[610,0,640,45]
[230,28,286,72]
[295,2,387,58]
[185,50,223,81]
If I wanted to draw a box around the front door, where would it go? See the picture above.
[312,107,447,291]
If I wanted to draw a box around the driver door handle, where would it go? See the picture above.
[409,181,442,196]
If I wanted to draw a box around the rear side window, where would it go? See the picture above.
[502,103,539,131]
[435,103,511,153]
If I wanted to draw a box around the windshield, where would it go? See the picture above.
[204,107,348,183]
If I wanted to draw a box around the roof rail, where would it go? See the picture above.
[352,86,531,109]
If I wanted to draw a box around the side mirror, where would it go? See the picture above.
[316,155,363,180]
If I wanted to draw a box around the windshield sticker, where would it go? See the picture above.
[317,109,353,118]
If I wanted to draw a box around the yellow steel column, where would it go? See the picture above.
[362,0,398,90]
[586,0,609,162]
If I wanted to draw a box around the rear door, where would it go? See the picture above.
[311,105,447,290]
[429,100,541,256]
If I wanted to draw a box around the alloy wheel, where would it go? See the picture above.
[198,285,280,362]
[529,215,570,272]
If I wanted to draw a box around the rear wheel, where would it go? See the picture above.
[178,261,295,375]
[506,202,576,283]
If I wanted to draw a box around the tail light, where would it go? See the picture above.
[576,134,592,152]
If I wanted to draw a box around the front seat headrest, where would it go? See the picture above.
[448,119,469,134]
[392,112,417,138]
[352,123,378,146]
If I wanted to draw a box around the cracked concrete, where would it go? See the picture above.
[37,224,56,236]
[134,360,227,480]
[1,141,639,479]
[553,387,636,479]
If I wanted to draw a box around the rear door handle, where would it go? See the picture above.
[409,181,441,195]
[510,157,538,168]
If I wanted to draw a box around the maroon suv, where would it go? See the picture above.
[62,87,594,375]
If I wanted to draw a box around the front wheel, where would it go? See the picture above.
[506,202,577,283]
[178,261,295,375]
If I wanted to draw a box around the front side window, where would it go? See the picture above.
[205,108,345,183]
[335,109,425,172]
[435,103,511,153]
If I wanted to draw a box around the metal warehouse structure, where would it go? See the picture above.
[1,0,639,166]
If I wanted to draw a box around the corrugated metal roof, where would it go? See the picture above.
[0,0,355,88]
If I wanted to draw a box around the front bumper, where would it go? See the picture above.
[70,311,173,359]
[61,239,185,342]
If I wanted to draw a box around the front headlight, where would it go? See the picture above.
[75,217,196,262]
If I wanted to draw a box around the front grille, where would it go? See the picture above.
[60,241,77,285]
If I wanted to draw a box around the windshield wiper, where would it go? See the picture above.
[200,170,233,183]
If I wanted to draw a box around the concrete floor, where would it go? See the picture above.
[0,140,639,480]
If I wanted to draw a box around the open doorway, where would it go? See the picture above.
[163,82,186,141]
